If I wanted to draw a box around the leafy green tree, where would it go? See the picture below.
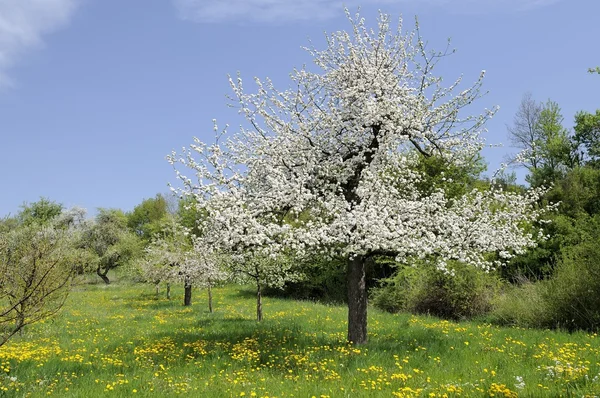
[546,166,600,217]
[528,100,576,187]
[18,198,63,226]
[127,194,169,241]
[175,196,210,238]
[489,170,525,193]
[507,97,580,188]
[574,110,600,167]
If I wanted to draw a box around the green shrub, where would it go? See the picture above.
[371,259,501,320]
[541,232,600,331]
[490,214,600,332]
[488,280,551,328]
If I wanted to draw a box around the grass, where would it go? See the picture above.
[1,278,600,397]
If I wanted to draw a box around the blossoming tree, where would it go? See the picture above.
[139,219,226,310]
[170,11,548,344]
[227,252,302,321]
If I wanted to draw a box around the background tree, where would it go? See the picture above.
[507,97,578,187]
[176,196,206,238]
[499,98,600,329]
[0,205,84,347]
[506,92,543,171]
[139,219,191,303]
[530,100,576,184]
[170,11,549,344]
[188,237,228,312]
[139,219,226,308]
[574,109,600,167]
[228,253,301,321]
[81,208,141,284]
[127,194,169,241]
[509,98,579,187]
[18,197,63,226]
[502,98,592,282]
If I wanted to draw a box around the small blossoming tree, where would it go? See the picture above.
[139,219,227,310]
[227,252,302,321]
[170,10,549,344]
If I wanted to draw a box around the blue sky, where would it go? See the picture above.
[0,0,598,217]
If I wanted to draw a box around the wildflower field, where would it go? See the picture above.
[1,279,600,397]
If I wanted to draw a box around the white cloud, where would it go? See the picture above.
[0,0,80,88]
[173,0,562,23]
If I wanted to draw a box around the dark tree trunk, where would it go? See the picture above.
[347,255,368,345]
[339,127,380,345]
[208,284,213,313]
[1,315,24,348]
[166,283,171,300]
[183,278,192,306]
[97,267,110,284]
[256,281,263,322]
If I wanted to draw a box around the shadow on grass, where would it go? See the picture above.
[171,332,368,373]
[230,286,258,299]
[74,283,453,372]
[135,312,446,361]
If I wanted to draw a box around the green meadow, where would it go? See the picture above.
[1,278,600,397]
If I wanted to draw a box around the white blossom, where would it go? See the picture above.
[138,220,227,288]
[169,16,546,263]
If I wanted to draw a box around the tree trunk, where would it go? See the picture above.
[256,281,263,322]
[183,278,192,306]
[155,283,160,296]
[208,284,213,313]
[347,255,367,345]
[16,311,24,337]
[166,283,171,300]
[96,267,110,284]
[0,316,24,349]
